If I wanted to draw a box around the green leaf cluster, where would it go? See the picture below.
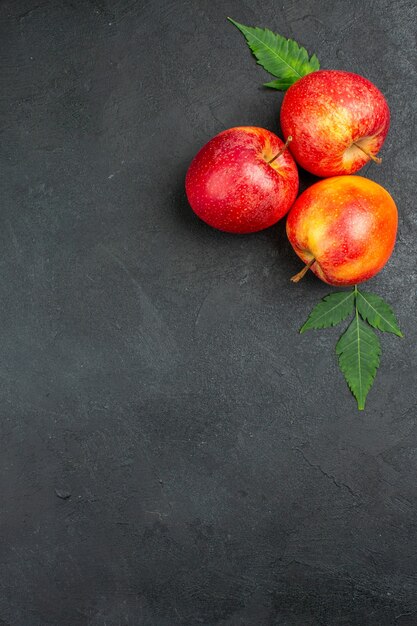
[228,18,320,90]
[301,286,402,410]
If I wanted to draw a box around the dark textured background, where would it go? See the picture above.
[1,0,416,624]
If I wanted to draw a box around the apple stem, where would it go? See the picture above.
[268,136,292,164]
[291,258,315,283]
[353,143,382,164]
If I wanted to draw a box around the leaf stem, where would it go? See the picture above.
[353,285,363,409]
[291,257,315,283]
[268,136,292,164]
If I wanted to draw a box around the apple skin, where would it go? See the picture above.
[185,127,299,234]
[286,176,398,286]
[280,70,390,177]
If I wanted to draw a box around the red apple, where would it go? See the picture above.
[185,127,299,233]
[280,70,390,177]
[286,176,398,286]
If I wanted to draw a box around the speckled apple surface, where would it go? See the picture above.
[186,127,299,233]
[281,70,390,177]
[286,176,398,285]
[1,0,417,625]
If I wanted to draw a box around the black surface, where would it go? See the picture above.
[1,0,417,624]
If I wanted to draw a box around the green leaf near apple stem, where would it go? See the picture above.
[336,303,381,411]
[264,78,299,90]
[228,18,320,90]
[300,285,403,410]
[356,289,403,337]
[300,290,355,333]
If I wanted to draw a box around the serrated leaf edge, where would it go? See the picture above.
[227,18,320,83]
[228,19,303,78]
[264,79,296,91]
[356,290,403,337]
[336,307,381,410]
[300,290,355,333]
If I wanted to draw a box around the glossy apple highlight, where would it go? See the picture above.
[186,127,299,234]
[286,176,398,286]
[280,70,390,177]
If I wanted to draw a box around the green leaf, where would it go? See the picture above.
[263,78,297,90]
[228,18,320,90]
[356,290,403,337]
[300,290,355,333]
[336,311,381,410]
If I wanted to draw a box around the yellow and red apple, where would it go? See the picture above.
[280,70,390,177]
[185,127,299,234]
[286,176,398,286]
